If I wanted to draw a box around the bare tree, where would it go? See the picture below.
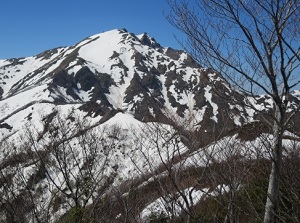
[0,136,52,223]
[129,122,199,222]
[127,121,272,222]
[167,0,300,222]
[22,111,118,223]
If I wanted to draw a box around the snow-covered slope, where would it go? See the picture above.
[1,28,300,223]
[0,28,259,142]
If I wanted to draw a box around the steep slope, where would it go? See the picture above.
[0,29,257,144]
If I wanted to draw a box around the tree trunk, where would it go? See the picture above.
[264,105,283,223]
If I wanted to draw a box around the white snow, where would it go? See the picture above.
[0,84,52,119]
[103,112,142,129]
[0,59,10,66]
[78,29,125,74]
[140,185,229,220]
[0,47,68,98]
[204,85,218,122]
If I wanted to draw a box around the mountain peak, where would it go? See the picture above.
[0,28,260,138]
[136,32,161,49]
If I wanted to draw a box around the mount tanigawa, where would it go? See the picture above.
[0,29,299,223]
[0,28,258,139]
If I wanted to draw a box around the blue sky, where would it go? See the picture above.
[0,0,184,59]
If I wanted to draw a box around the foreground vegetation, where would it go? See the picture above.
[0,113,299,223]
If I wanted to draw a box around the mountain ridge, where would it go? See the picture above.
[0,28,252,138]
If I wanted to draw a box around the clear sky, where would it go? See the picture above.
[0,0,184,59]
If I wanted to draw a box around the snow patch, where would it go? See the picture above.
[204,85,218,122]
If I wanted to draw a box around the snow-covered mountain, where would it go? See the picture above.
[0,29,260,142]
[1,29,299,223]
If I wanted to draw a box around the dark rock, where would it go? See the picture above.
[75,67,98,91]
[0,86,3,99]
[49,70,80,101]
[139,33,161,48]
[165,47,183,60]
[0,122,12,130]
[35,47,62,60]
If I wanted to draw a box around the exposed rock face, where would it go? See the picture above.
[138,32,161,49]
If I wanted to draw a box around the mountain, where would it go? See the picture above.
[0,29,261,142]
[0,29,299,222]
